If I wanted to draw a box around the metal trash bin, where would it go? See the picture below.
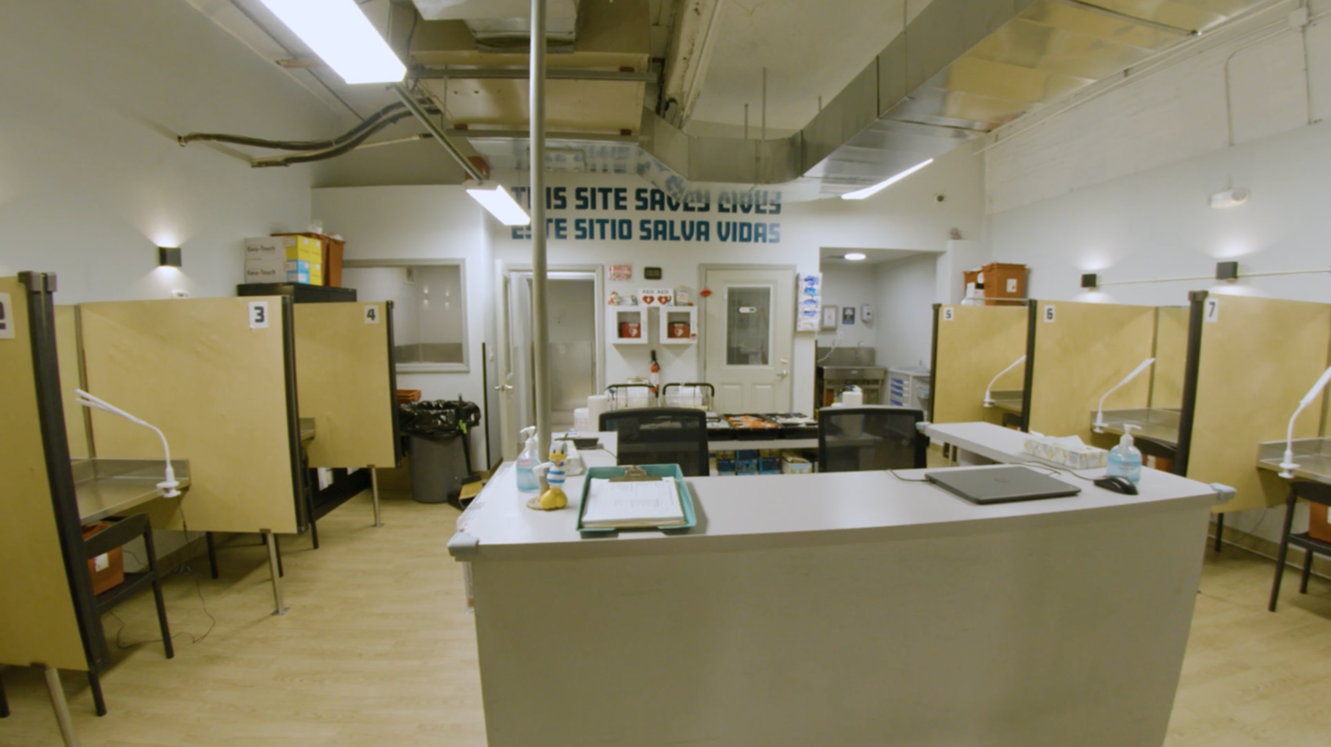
[408,433,469,504]
[399,399,481,504]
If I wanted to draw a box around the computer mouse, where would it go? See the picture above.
[1094,475,1138,495]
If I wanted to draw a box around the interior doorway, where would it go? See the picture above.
[702,266,796,413]
[508,271,601,433]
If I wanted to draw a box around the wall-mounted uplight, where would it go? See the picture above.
[1081,273,1099,289]
[158,247,182,268]
[841,159,935,201]
[844,253,867,261]
[1215,261,1239,280]
[1208,188,1250,209]
[467,185,531,226]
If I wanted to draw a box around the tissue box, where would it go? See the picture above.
[1023,435,1108,470]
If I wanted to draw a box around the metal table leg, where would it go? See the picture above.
[44,666,80,747]
[371,466,383,528]
[262,529,287,616]
[1214,513,1225,552]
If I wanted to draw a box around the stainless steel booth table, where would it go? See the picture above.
[73,458,191,524]
[449,423,1223,747]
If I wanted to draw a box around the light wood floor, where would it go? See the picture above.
[2,491,1328,747]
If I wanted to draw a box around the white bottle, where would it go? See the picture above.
[1107,424,1143,484]
[516,426,540,492]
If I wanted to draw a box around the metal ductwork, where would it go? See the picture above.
[412,0,580,50]
[459,0,1273,201]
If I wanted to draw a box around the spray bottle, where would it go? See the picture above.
[516,426,540,492]
[1107,424,1143,483]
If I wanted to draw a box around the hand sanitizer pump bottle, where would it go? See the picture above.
[1107,424,1143,484]
[516,426,540,492]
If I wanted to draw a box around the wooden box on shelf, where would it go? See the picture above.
[981,262,1027,306]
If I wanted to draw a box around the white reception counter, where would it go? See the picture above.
[450,423,1221,747]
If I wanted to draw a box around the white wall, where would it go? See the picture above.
[984,2,1331,543]
[817,267,879,349]
[0,0,340,300]
[874,254,938,370]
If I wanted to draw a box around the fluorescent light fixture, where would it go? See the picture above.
[841,159,935,201]
[844,252,867,261]
[467,185,531,226]
[257,0,405,84]
[1093,358,1155,433]
[1278,365,1331,478]
[1208,188,1250,209]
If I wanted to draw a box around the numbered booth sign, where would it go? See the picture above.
[249,301,270,329]
[0,292,13,339]
[364,305,380,324]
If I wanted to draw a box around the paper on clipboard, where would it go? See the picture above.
[583,476,686,528]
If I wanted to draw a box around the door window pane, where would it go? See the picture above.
[726,286,771,366]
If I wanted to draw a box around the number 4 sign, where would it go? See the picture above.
[364,305,380,324]
[0,292,13,339]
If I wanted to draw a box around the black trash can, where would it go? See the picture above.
[399,399,481,504]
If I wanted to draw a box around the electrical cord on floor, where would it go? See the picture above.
[595,446,617,459]
[109,567,216,649]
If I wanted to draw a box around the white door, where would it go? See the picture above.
[495,261,519,460]
[703,268,795,413]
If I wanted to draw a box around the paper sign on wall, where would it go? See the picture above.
[0,292,13,339]
[1204,298,1220,323]
[249,301,270,329]
[639,288,674,306]
[609,264,632,281]
[942,307,955,322]
[1043,305,1056,323]
[798,273,822,332]
[364,305,380,324]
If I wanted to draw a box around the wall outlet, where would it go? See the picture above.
[835,330,844,343]
[171,290,190,299]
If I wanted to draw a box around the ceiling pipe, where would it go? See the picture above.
[531,0,553,460]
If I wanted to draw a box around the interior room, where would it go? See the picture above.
[3,1,1330,745]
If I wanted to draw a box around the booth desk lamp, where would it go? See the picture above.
[1092,358,1156,434]
[75,389,181,497]
[983,355,1026,407]
[1278,365,1331,479]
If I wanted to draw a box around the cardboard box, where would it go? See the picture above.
[980,262,1027,305]
[244,265,283,284]
[247,235,321,263]
[285,259,322,285]
[82,524,124,596]
[782,454,813,474]
[1310,502,1331,543]
[273,233,344,287]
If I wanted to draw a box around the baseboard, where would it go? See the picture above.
[1210,519,1331,582]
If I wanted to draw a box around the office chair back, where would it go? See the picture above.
[599,408,710,477]
[818,406,927,472]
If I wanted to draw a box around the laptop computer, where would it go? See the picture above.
[925,465,1081,505]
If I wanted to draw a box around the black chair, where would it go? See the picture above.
[1269,480,1331,612]
[84,513,174,715]
[599,408,710,477]
[818,406,927,473]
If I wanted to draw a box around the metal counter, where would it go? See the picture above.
[1093,408,1181,451]
[987,389,1025,415]
[300,417,316,445]
[1256,437,1331,484]
[73,458,191,525]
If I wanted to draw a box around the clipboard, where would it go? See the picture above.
[577,464,698,535]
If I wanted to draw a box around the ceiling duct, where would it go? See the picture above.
[411,0,580,50]
[463,0,1273,201]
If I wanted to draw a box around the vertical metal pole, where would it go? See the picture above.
[263,529,287,615]
[744,104,749,140]
[370,466,383,527]
[761,67,767,141]
[44,666,80,747]
[531,0,553,459]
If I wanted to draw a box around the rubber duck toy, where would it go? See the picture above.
[528,441,570,511]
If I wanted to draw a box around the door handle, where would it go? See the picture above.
[494,384,514,391]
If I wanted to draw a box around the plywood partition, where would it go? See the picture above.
[1151,306,1190,409]
[930,304,1028,425]
[1027,301,1157,442]
[79,297,301,534]
[1186,294,1331,513]
[0,277,87,671]
[294,302,398,469]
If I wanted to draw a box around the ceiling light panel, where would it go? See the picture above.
[258,0,405,84]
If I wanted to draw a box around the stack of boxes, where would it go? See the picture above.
[711,449,808,476]
[245,235,323,285]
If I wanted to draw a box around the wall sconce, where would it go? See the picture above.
[1208,189,1250,209]
[1081,273,1099,289]
[1215,261,1239,281]
[158,247,182,268]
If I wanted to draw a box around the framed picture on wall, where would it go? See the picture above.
[821,306,839,330]
[842,306,856,325]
